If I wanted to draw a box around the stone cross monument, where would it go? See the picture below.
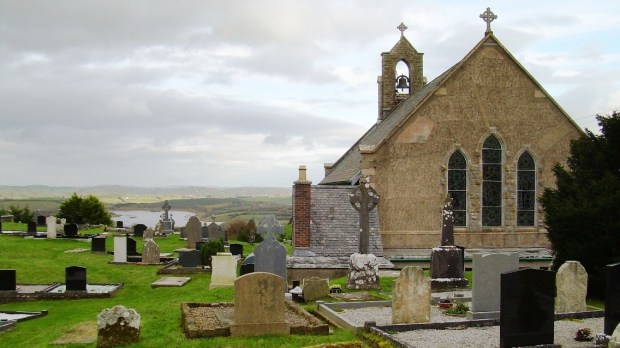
[162,201,171,220]
[349,177,379,254]
[480,7,498,34]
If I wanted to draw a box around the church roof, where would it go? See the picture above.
[320,32,582,185]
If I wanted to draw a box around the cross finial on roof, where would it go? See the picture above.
[479,7,497,34]
[397,22,408,37]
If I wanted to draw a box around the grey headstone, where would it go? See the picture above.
[254,234,287,282]
[500,268,555,348]
[65,266,87,291]
[185,216,201,249]
[468,253,519,319]
[178,250,201,268]
[208,222,224,241]
[141,239,160,264]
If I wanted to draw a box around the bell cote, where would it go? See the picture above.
[378,23,424,121]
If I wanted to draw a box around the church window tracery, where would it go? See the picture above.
[448,151,467,226]
[482,135,502,226]
[517,151,536,226]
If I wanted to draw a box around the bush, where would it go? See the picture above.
[541,111,620,299]
[200,239,225,266]
[58,193,112,225]
[225,219,247,241]
[8,205,33,223]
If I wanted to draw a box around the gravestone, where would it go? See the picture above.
[116,221,123,228]
[555,260,588,313]
[133,224,147,237]
[230,272,290,336]
[467,253,519,320]
[254,216,287,283]
[209,252,237,288]
[159,200,174,235]
[349,177,379,254]
[141,239,160,264]
[207,219,225,241]
[201,223,209,239]
[195,241,205,251]
[257,215,284,239]
[27,221,37,234]
[65,266,87,291]
[500,268,555,348]
[430,198,468,289]
[64,223,78,237]
[240,253,255,276]
[179,227,186,238]
[143,228,154,239]
[127,238,138,256]
[36,215,46,226]
[606,262,620,335]
[46,216,57,239]
[113,236,128,263]
[347,253,380,290]
[178,250,201,268]
[185,216,202,249]
[57,218,66,236]
[0,269,17,291]
[302,277,329,302]
[91,237,106,253]
[97,305,141,348]
[230,243,243,257]
[392,266,431,324]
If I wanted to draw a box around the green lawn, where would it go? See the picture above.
[0,230,360,348]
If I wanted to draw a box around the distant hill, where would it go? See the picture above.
[0,185,292,200]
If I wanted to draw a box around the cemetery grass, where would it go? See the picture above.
[0,234,359,347]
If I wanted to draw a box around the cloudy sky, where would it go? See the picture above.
[1,1,619,188]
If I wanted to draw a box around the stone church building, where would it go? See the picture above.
[292,11,582,260]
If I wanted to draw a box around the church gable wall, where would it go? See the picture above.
[364,43,582,254]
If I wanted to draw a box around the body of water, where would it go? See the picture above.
[110,210,196,228]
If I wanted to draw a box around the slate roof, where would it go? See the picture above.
[309,185,383,257]
[319,33,582,185]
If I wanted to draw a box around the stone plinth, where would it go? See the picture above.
[230,272,290,337]
[555,260,588,313]
[346,253,380,290]
[302,277,329,302]
[97,305,141,348]
[430,246,468,290]
[209,252,237,289]
[392,266,431,324]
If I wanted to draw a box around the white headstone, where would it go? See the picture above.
[209,252,237,289]
[555,260,588,313]
[46,216,57,239]
[113,236,127,263]
[58,218,66,236]
[392,266,431,324]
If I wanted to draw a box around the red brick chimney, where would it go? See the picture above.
[293,165,311,249]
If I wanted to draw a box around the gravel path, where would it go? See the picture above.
[338,307,603,348]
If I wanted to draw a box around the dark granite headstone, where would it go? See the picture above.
[133,224,146,237]
[0,269,17,291]
[0,220,2,232]
[27,221,37,233]
[92,237,106,252]
[500,268,555,348]
[230,243,243,257]
[605,262,620,335]
[65,266,87,291]
[64,223,78,237]
[116,221,123,228]
[178,250,201,268]
[201,224,209,239]
[37,215,46,226]
[239,253,255,276]
[127,238,138,256]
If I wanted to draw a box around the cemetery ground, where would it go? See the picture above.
[0,224,381,347]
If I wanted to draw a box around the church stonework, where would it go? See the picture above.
[302,12,582,258]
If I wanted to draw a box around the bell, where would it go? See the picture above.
[396,74,409,91]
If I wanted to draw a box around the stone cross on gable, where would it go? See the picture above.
[479,7,498,34]
[441,196,455,246]
[161,200,171,220]
[397,22,408,37]
[349,177,380,254]
[257,214,283,239]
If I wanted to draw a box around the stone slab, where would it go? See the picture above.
[151,277,191,288]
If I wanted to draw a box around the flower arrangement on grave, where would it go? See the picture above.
[444,302,469,316]
[574,327,593,342]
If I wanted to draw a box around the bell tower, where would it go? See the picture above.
[378,23,424,121]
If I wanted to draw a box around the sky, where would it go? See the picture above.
[1,1,619,188]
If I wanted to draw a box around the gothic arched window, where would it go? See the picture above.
[482,135,502,226]
[448,151,467,226]
[517,152,536,226]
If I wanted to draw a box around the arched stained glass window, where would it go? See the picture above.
[517,152,536,226]
[482,135,502,226]
[448,151,467,226]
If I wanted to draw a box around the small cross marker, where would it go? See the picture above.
[479,7,497,34]
[397,22,408,37]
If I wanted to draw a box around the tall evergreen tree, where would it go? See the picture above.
[541,111,620,298]
[58,193,112,225]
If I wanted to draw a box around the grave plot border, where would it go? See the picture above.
[0,309,49,333]
[0,283,124,303]
[157,261,211,275]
